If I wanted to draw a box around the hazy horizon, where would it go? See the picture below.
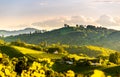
[0,0,120,30]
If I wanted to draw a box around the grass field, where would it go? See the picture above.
[12,46,44,54]
[12,46,64,59]
[28,53,64,59]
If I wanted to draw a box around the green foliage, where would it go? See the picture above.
[0,53,17,77]
[103,65,120,77]
[109,52,120,64]
[1,53,10,66]
[66,45,116,57]
[65,70,75,77]
[10,39,26,47]
[11,40,42,51]
[0,51,119,77]
[0,40,119,76]
[0,45,24,58]
[15,56,29,75]
[46,43,68,54]
[90,69,105,77]
[5,26,118,51]
[13,46,43,54]
[36,58,54,68]
[39,41,48,48]
[21,61,46,77]
[0,39,5,45]
[12,45,64,60]
[28,53,64,59]
[66,54,84,61]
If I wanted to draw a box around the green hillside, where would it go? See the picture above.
[0,45,64,60]
[0,45,24,58]
[0,42,117,60]
[66,45,116,57]
[0,44,119,77]
[5,25,120,51]
[11,44,117,58]
[12,46,44,54]
[12,46,64,59]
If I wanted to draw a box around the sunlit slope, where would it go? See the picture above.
[12,46,64,59]
[29,53,64,59]
[5,26,120,51]
[66,45,116,57]
[12,46,44,54]
[0,45,24,58]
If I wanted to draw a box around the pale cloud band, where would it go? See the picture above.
[0,0,120,30]
[94,0,120,3]
[31,15,120,30]
[0,15,120,30]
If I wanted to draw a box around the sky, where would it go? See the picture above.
[0,0,120,30]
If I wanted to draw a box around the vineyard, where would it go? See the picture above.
[0,40,119,77]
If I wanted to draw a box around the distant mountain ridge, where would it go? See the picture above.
[0,28,39,37]
[4,24,120,51]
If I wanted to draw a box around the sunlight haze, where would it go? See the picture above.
[0,0,120,30]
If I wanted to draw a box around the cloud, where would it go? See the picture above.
[39,3,47,6]
[0,14,118,31]
[96,15,120,30]
[93,0,120,3]
[31,15,120,30]
[31,17,69,30]
[39,1,48,6]
[31,16,98,30]
[96,15,119,27]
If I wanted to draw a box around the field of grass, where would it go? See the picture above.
[12,46,64,59]
[12,46,44,54]
[28,53,64,59]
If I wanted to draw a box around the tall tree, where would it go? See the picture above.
[109,52,120,64]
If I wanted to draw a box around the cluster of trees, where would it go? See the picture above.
[109,52,120,64]
[10,40,120,66]
[0,52,114,77]
[62,52,120,67]
[1,39,120,76]
[0,53,17,77]
[0,52,77,77]
[10,40,68,54]
[4,39,120,66]
[6,24,120,54]
[10,40,42,51]
[46,43,68,54]
[64,24,110,32]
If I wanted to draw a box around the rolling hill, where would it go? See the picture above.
[0,45,24,58]
[12,46,65,59]
[66,45,116,57]
[0,28,39,37]
[0,45,65,60]
[4,25,120,51]
[0,43,116,59]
